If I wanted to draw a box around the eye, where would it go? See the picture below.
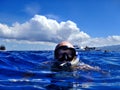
[58,54,63,59]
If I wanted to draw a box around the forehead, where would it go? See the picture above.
[56,43,74,50]
[59,42,73,48]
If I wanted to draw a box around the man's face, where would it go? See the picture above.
[55,46,76,63]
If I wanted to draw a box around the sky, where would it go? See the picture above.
[0,0,120,50]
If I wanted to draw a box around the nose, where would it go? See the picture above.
[63,53,68,60]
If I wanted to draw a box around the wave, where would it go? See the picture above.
[0,51,120,89]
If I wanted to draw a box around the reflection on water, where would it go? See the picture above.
[0,51,120,90]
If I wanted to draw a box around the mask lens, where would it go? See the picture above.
[55,46,76,62]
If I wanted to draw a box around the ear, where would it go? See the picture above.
[73,56,77,60]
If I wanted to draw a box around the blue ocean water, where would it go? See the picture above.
[0,51,120,90]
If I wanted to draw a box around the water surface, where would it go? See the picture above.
[0,51,120,90]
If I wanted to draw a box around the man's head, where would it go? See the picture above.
[52,41,79,71]
[54,41,76,63]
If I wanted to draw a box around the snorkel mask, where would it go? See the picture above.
[54,46,79,67]
[55,46,76,61]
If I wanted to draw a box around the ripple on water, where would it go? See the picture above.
[0,51,120,90]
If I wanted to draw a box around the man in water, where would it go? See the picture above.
[51,41,100,72]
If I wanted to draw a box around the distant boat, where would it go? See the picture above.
[0,45,6,51]
[74,45,84,51]
[74,45,100,52]
[84,46,96,51]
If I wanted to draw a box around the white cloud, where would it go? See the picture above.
[0,14,120,48]
[0,14,90,43]
[78,36,120,47]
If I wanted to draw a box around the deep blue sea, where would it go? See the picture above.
[0,50,120,90]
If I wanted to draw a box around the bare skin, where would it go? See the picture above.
[55,41,74,49]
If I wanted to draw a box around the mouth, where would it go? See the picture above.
[59,61,71,67]
[59,57,79,67]
[60,62,68,66]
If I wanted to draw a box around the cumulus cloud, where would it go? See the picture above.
[78,36,120,47]
[0,14,90,43]
[0,14,120,47]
